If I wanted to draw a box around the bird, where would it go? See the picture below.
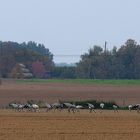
[87,103,96,113]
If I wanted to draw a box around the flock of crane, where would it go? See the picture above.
[9,102,140,113]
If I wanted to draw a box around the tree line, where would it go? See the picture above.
[0,39,140,79]
[53,39,140,79]
[0,41,53,78]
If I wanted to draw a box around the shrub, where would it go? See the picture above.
[62,99,118,109]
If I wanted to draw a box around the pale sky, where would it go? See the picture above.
[0,0,140,63]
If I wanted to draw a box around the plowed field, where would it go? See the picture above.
[0,110,140,140]
[0,79,140,106]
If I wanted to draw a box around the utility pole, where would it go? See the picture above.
[103,41,107,79]
[104,41,107,53]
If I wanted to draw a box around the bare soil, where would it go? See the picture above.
[0,79,140,106]
[0,110,140,140]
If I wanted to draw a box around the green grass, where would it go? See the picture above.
[16,79,140,85]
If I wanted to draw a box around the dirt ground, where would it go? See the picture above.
[0,110,140,140]
[0,79,140,106]
[1,80,140,140]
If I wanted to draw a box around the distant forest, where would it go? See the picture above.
[53,39,140,79]
[0,41,53,78]
[0,39,140,79]
[76,39,140,79]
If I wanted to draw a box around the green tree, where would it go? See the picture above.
[0,41,54,78]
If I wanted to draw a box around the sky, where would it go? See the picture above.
[0,0,140,63]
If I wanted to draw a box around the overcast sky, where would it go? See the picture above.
[0,0,140,63]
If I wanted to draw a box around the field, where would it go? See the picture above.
[1,79,140,106]
[16,79,140,85]
[1,79,140,139]
[0,110,140,140]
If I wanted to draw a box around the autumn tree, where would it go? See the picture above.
[32,61,46,78]
[0,41,53,78]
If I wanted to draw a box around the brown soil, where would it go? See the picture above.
[0,79,140,106]
[0,110,140,140]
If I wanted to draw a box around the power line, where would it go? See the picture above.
[53,55,81,57]
[53,54,114,57]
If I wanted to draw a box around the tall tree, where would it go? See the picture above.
[76,39,140,79]
[0,41,53,78]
